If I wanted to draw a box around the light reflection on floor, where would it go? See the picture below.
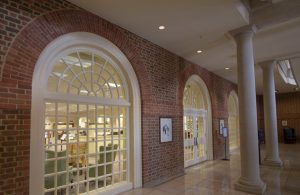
[120,143,300,195]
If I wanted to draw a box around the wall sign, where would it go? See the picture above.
[160,118,172,142]
[219,119,225,135]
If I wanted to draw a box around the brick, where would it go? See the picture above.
[5,15,20,24]
[5,5,19,13]
[0,8,8,15]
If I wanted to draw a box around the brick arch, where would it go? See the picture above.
[0,0,80,81]
[1,9,151,109]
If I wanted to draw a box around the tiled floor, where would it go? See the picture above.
[119,143,300,195]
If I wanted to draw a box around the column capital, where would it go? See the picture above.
[259,60,276,70]
[228,25,257,40]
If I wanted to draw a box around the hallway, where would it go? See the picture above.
[120,143,300,195]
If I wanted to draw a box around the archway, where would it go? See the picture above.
[228,91,239,153]
[30,32,141,195]
[183,75,212,167]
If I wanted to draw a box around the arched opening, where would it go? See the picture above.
[183,75,213,167]
[228,91,239,153]
[30,32,141,195]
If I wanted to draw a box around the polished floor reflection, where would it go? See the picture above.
[120,143,300,195]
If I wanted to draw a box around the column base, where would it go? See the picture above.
[234,177,266,195]
[262,158,282,167]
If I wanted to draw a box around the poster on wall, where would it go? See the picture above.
[160,118,172,142]
[223,127,228,137]
[220,119,225,135]
[282,120,288,126]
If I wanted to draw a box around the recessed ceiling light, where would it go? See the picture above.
[295,87,299,91]
[197,50,202,53]
[225,67,230,70]
[158,25,165,30]
[275,90,279,93]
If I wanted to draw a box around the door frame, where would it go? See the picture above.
[183,75,213,163]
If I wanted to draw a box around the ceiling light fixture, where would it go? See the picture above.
[295,87,299,91]
[275,90,279,93]
[158,25,165,30]
[197,50,202,54]
[225,67,230,70]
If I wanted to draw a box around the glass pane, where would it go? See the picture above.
[45,117,55,130]
[48,52,127,99]
[122,161,127,171]
[45,102,56,116]
[58,79,69,93]
[120,150,127,161]
[79,182,87,193]
[57,103,67,116]
[44,175,55,189]
[121,172,127,182]
[113,173,120,184]
[183,81,205,109]
[44,190,55,195]
[47,75,59,92]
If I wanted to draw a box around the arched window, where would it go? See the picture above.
[183,81,205,109]
[228,91,239,152]
[47,51,126,99]
[30,32,141,195]
[44,51,129,194]
[183,75,213,167]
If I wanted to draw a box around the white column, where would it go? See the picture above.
[260,60,282,166]
[230,25,266,194]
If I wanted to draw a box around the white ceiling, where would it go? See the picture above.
[67,0,300,94]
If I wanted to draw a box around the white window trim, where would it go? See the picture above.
[42,46,131,102]
[44,92,131,107]
[30,32,142,195]
[184,108,207,117]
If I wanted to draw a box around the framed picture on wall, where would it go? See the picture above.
[282,120,288,126]
[160,118,172,142]
[220,119,225,135]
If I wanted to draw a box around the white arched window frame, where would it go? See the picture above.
[183,75,213,161]
[30,32,142,195]
[44,48,130,105]
[228,90,239,153]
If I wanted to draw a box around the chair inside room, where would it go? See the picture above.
[283,128,296,144]
[88,144,118,178]
[68,143,87,167]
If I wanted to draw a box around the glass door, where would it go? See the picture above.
[184,110,207,167]
[184,115,194,165]
[196,116,207,162]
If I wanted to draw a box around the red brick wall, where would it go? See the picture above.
[257,92,300,142]
[0,0,237,194]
